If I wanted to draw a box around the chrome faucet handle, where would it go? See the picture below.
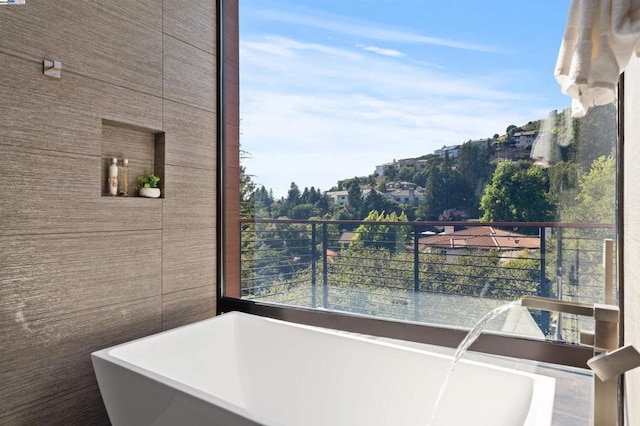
[588,345,640,381]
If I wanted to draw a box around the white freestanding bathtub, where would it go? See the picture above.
[92,311,555,426]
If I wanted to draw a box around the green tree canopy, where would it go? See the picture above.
[480,160,556,224]
[286,182,301,207]
[361,189,391,217]
[350,210,410,252]
[548,161,579,217]
[574,104,617,168]
[290,203,316,220]
[564,155,616,223]
[456,141,494,218]
[347,179,364,215]
[239,153,256,218]
[398,165,416,182]
[418,159,467,221]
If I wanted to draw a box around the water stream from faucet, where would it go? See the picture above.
[427,299,523,426]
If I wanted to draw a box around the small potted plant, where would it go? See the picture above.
[135,172,161,198]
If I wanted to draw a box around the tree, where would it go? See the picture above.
[383,166,399,181]
[286,182,301,207]
[398,165,416,182]
[253,185,274,217]
[360,189,403,218]
[480,160,556,225]
[548,161,579,218]
[290,203,316,220]
[418,160,467,221]
[439,209,468,221]
[506,124,519,139]
[574,104,617,168]
[347,179,364,216]
[360,189,387,216]
[456,141,494,218]
[307,187,321,204]
[315,192,331,215]
[350,210,410,252]
[240,150,256,218]
[376,177,388,192]
[300,187,310,204]
[564,155,616,223]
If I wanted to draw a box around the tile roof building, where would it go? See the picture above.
[416,226,540,261]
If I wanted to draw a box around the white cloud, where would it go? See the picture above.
[358,44,405,58]
[251,8,503,53]
[243,36,363,60]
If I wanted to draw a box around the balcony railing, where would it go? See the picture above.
[239,219,615,344]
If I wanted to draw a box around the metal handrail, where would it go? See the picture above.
[240,218,615,228]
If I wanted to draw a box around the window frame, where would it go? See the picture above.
[216,0,624,370]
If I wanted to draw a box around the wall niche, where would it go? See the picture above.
[101,120,165,198]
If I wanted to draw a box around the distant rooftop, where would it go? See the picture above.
[417,226,540,251]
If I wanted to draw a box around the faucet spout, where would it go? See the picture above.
[588,345,640,381]
[520,295,594,317]
[521,296,620,350]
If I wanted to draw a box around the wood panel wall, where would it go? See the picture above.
[0,0,217,423]
[223,0,241,297]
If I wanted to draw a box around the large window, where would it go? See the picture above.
[221,0,620,363]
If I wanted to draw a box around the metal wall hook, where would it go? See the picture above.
[43,60,61,78]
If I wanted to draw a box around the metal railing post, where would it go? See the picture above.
[556,226,563,340]
[540,226,546,290]
[311,223,317,308]
[413,225,420,321]
[603,238,614,304]
[322,223,328,309]
[538,226,551,334]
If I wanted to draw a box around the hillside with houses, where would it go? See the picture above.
[242,105,616,227]
[326,130,537,212]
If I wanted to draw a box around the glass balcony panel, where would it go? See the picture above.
[239,219,615,344]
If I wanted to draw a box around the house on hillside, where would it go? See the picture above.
[385,181,417,190]
[326,190,349,206]
[383,185,424,205]
[434,145,461,159]
[326,189,372,206]
[383,182,425,205]
[375,158,428,176]
[416,226,540,262]
[512,131,538,148]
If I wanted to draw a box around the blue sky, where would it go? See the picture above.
[239,0,572,198]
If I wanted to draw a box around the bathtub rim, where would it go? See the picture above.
[92,311,556,426]
[92,314,275,425]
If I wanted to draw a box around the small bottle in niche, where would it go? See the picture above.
[108,157,119,196]
[118,158,129,196]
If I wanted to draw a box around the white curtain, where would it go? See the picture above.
[556,0,640,117]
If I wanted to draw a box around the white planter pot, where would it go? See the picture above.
[139,187,161,198]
